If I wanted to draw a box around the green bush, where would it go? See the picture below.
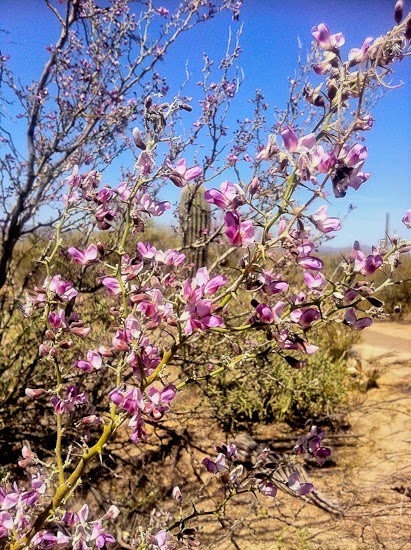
[202,323,359,430]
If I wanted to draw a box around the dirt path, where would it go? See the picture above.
[193,322,411,549]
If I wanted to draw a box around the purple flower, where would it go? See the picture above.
[311,145,337,173]
[205,180,245,209]
[311,23,345,51]
[255,134,279,161]
[287,472,314,496]
[294,426,331,465]
[344,308,373,331]
[172,486,182,502]
[303,271,326,290]
[402,209,411,229]
[132,127,146,150]
[224,211,255,247]
[137,241,157,260]
[332,144,370,197]
[138,192,171,216]
[147,530,170,550]
[145,385,176,420]
[348,37,374,66]
[156,6,169,16]
[350,243,383,275]
[281,126,316,154]
[166,158,202,187]
[67,244,98,265]
[258,480,277,498]
[110,386,143,415]
[251,301,285,325]
[75,350,102,373]
[136,151,155,176]
[50,386,87,414]
[101,277,121,296]
[297,256,324,271]
[259,270,289,295]
[31,530,70,548]
[90,521,116,548]
[155,248,186,267]
[44,275,78,302]
[181,299,224,336]
[202,453,226,474]
[0,511,13,538]
[298,307,321,328]
[311,205,341,233]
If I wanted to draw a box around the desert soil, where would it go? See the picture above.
[164,322,411,550]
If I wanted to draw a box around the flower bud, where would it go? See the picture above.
[394,0,404,24]
[39,343,51,356]
[98,345,114,357]
[132,127,146,150]
[326,78,338,101]
[25,388,46,398]
[97,241,105,256]
[59,340,72,349]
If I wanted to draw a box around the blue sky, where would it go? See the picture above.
[1,0,410,247]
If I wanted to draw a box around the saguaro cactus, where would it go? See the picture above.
[179,183,211,273]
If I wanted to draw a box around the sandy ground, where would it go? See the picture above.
[170,322,411,549]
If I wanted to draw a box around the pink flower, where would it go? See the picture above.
[75,350,102,372]
[90,522,116,548]
[297,256,324,271]
[303,271,326,290]
[137,241,157,260]
[156,6,169,16]
[258,271,289,295]
[147,530,170,550]
[256,134,279,161]
[348,37,374,66]
[44,275,78,302]
[251,301,285,324]
[350,242,383,275]
[281,126,316,154]
[101,277,121,295]
[172,486,182,502]
[132,127,146,150]
[402,209,411,229]
[311,23,345,51]
[311,145,337,173]
[138,192,171,216]
[50,386,87,414]
[225,211,255,247]
[110,386,143,415]
[205,180,245,209]
[344,308,373,331]
[166,158,202,187]
[258,480,277,497]
[155,248,186,266]
[202,453,226,474]
[145,385,176,420]
[136,151,155,176]
[181,299,224,335]
[67,244,98,265]
[311,205,341,233]
[297,307,321,328]
[287,472,314,496]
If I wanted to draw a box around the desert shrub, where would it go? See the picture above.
[203,323,359,430]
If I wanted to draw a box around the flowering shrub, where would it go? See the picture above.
[0,1,411,548]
